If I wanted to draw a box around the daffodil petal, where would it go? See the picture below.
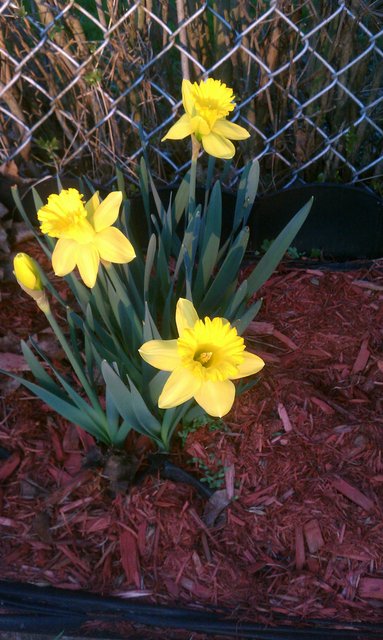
[52,238,78,277]
[212,119,250,140]
[230,351,265,380]
[92,191,122,232]
[85,191,101,222]
[162,114,193,141]
[194,379,235,417]
[182,79,194,116]
[190,115,211,136]
[201,132,235,159]
[159,367,201,409]
[139,339,180,371]
[176,298,199,336]
[76,244,100,288]
[95,227,136,263]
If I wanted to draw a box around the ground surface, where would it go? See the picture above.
[1,256,383,638]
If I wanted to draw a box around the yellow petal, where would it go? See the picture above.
[230,351,265,380]
[85,191,101,221]
[194,379,235,417]
[76,244,100,288]
[212,119,250,140]
[176,298,199,336]
[95,227,136,263]
[182,79,194,115]
[201,132,235,159]
[52,238,78,277]
[158,367,201,409]
[92,191,123,233]
[190,115,211,136]
[13,253,42,290]
[162,114,192,141]
[139,339,180,371]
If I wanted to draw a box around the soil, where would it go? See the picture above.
[1,254,383,638]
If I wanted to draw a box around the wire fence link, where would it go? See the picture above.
[0,0,382,191]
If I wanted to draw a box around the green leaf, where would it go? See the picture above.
[246,197,313,297]
[234,298,263,335]
[194,181,222,300]
[143,303,161,342]
[138,157,151,230]
[11,186,53,257]
[233,160,260,231]
[144,234,157,302]
[200,226,250,315]
[105,385,121,443]
[173,205,201,283]
[224,280,248,321]
[32,187,44,212]
[174,172,190,225]
[148,370,170,405]
[20,340,65,396]
[0,370,110,443]
[160,400,194,451]
[116,167,127,199]
[101,361,162,443]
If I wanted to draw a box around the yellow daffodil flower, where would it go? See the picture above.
[37,188,136,288]
[139,298,265,417]
[162,78,250,159]
[13,252,49,311]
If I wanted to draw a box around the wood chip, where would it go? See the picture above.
[120,530,141,588]
[358,578,383,600]
[304,519,324,553]
[332,476,374,512]
[351,337,370,374]
[277,402,293,432]
[273,329,299,350]
[295,525,305,570]
[352,279,383,291]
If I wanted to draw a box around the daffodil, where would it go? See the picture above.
[139,298,264,417]
[13,252,49,311]
[37,188,136,288]
[162,78,250,159]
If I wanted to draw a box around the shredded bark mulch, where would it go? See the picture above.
[1,259,383,636]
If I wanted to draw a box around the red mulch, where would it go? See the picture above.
[1,257,383,636]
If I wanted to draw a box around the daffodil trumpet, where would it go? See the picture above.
[139,298,265,418]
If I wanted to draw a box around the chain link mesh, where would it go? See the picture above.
[0,0,382,191]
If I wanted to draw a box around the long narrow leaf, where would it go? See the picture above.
[101,362,162,443]
[233,160,260,231]
[0,370,109,442]
[200,226,250,314]
[194,181,222,300]
[234,298,263,336]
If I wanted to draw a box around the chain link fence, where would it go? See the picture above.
[0,0,382,192]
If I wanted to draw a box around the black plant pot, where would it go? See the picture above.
[248,183,383,260]
[127,183,383,262]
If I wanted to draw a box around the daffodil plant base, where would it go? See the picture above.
[1,262,383,627]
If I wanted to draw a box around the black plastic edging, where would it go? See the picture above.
[1,581,383,639]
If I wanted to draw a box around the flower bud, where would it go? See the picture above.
[13,253,49,312]
[14,253,43,291]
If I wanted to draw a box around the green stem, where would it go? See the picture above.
[188,135,201,220]
[44,309,100,409]
[160,400,194,451]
